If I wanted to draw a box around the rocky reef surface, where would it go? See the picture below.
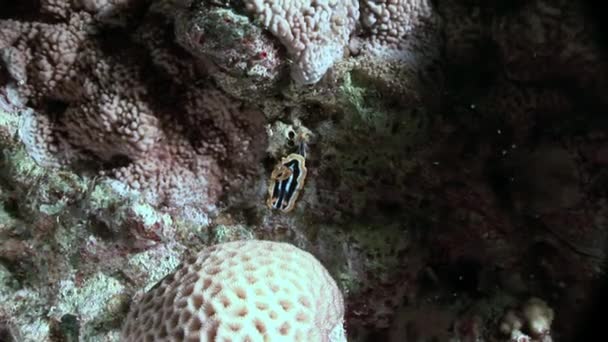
[1,0,607,341]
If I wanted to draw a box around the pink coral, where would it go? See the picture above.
[79,0,147,24]
[107,139,223,209]
[132,10,199,85]
[243,0,359,85]
[39,0,137,19]
[2,6,267,209]
[0,12,92,104]
[40,0,74,18]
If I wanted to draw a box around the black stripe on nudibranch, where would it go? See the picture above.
[267,153,307,212]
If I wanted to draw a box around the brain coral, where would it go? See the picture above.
[122,240,345,342]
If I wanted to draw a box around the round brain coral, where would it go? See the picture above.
[122,240,346,342]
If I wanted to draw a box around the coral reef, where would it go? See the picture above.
[3,3,267,210]
[0,0,607,341]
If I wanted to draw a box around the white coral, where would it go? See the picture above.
[122,240,345,341]
[244,0,359,85]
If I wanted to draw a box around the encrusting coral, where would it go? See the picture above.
[0,12,92,104]
[39,0,143,20]
[1,0,443,212]
[356,0,441,64]
[1,0,608,340]
[241,0,360,85]
[3,4,267,209]
[171,0,444,95]
[121,240,346,342]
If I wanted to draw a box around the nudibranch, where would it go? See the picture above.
[267,153,307,212]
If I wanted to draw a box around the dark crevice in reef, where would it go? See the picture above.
[0,323,16,342]
[0,258,28,289]
[0,195,22,221]
[41,99,69,120]
[49,313,80,342]
[487,0,528,15]
[441,258,483,297]
[572,257,608,340]
[87,217,119,241]
[583,0,608,53]
[102,154,133,170]
[0,0,75,24]
[96,26,137,51]
[0,0,40,20]
[485,157,515,212]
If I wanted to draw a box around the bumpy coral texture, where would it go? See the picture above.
[357,0,441,62]
[40,0,74,18]
[38,0,143,22]
[2,7,266,209]
[0,12,91,104]
[243,0,359,85]
[78,0,136,13]
[121,240,345,341]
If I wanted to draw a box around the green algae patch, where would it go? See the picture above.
[201,8,253,45]
[131,201,173,228]
[0,110,18,136]
[1,148,46,184]
[49,271,125,338]
[87,182,126,217]
[127,245,183,292]
[210,224,255,244]
[0,143,90,227]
